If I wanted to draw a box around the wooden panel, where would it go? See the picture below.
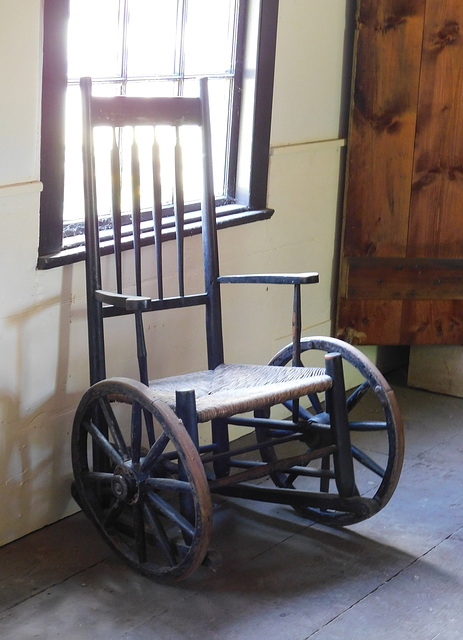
[337,298,463,344]
[336,299,403,344]
[403,0,463,344]
[408,0,463,258]
[400,300,463,343]
[336,0,463,345]
[342,257,463,299]
[342,0,426,258]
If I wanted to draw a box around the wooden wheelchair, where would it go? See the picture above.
[72,77,404,581]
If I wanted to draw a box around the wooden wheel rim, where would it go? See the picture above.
[266,337,405,525]
[72,377,212,580]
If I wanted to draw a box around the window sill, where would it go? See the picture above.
[36,206,274,270]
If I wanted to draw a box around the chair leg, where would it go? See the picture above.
[175,390,199,447]
[211,418,230,479]
[324,352,357,498]
[175,390,200,526]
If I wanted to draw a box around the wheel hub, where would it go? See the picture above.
[111,464,139,503]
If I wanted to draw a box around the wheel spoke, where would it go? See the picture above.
[284,471,297,486]
[133,502,147,563]
[145,490,195,539]
[308,392,323,414]
[143,409,156,447]
[131,402,142,463]
[83,419,123,467]
[145,477,191,492]
[143,503,176,566]
[352,445,385,478]
[349,420,388,431]
[98,397,130,460]
[104,499,125,528]
[140,433,170,473]
[346,381,370,413]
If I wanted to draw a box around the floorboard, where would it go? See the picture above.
[1,372,462,639]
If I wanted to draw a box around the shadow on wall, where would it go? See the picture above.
[0,267,84,545]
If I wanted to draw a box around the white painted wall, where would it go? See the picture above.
[0,0,354,545]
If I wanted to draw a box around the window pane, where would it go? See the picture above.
[208,77,231,198]
[184,0,237,76]
[62,0,240,231]
[63,83,122,226]
[67,0,122,79]
[125,80,177,97]
[93,127,114,222]
[179,125,203,204]
[63,85,83,224]
[184,77,230,198]
[126,1,178,77]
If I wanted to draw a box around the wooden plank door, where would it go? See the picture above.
[336,0,463,345]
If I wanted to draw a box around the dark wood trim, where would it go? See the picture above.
[248,0,279,209]
[39,0,70,256]
[342,256,463,300]
[227,0,248,200]
[36,207,274,270]
[89,95,202,126]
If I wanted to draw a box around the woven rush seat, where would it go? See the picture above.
[149,363,333,422]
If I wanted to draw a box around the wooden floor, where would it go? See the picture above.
[1,371,463,639]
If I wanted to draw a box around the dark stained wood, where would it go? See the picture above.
[131,133,142,296]
[407,0,463,258]
[401,300,463,343]
[342,257,463,299]
[90,95,203,127]
[111,128,123,293]
[80,77,226,373]
[218,273,319,284]
[174,127,185,297]
[337,299,403,345]
[342,0,426,259]
[39,0,70,256]
[336,0,463,345]
[152,131,164,299]
[79,77,404,568]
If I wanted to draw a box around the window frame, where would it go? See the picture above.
[38,0,278,269]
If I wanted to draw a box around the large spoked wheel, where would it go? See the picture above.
[258,337,404,527]
[72,377,212,581]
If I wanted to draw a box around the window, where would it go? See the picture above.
[38,0,278,268]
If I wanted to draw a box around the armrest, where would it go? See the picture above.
[218,272,319,285]
[95,290,152,311]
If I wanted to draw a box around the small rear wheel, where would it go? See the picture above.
[72,377,212,581]
[258,337,404,527]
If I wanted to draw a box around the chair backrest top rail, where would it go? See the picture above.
[88,95,203,128]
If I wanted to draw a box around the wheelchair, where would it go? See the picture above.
[72,77,404,580]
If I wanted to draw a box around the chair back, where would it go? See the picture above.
[80,77,224,385]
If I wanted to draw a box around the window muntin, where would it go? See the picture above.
[63,0,240,240]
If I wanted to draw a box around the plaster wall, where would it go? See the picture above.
[0,0,355,545]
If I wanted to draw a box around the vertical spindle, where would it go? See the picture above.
[174,127,185,297]
[111,127,123,293]
[131,127,142,297]
[291,283,302,422]
[152,128,163,299]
